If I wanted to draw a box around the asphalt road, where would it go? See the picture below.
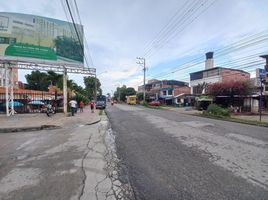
[0,114,119,200]
[106,104,268,200]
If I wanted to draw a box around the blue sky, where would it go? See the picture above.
[1,0,268,95]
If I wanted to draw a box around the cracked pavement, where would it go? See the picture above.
[0,111,132,200]
[106,104,268,200]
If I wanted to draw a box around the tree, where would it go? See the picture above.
[83,76,101,100]
[25,70,88,99]
[126,87,136,96]
[207,80,253,96]
[25,70,50,91]
[113,86,137,101]
[136,92,150,102]
[47,70,63,89]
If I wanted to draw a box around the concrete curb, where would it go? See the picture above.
[0,117,102,133]
[0,125,61,133]
[85,117,101,125]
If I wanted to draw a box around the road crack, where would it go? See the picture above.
[78,132,93,200]
[94,121,135,200]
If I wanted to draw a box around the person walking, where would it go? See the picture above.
[79,101,84,112]
[90,101,95,113]
[69,99,77,116]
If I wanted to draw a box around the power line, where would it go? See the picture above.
[62,0,92,68]
[134,57,265,88]
[73,0,94,67]
[147,31,268,80]
[143,0,196,54]
[145,0,218,59]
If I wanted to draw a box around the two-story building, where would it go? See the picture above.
[190,52,250,95]
[190,52,254,111]
[138,79,190,105]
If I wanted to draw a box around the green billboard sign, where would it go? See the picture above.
[0,12,84,65]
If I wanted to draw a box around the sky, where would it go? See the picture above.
[1,0,268,95]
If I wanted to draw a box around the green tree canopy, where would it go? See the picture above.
[25,70,50,91]
[83,76,101,100]
[113,86,136,101]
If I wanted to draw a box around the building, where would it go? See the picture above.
[190,52,250,95]
[138,79,190,105]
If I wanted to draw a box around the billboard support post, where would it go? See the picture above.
[4,63,14,116]
[5,63,8,116]
[63,67,68,116]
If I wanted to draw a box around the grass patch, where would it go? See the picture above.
[200,113,268,127]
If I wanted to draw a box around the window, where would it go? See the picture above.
[168,90,172,95]
[163,91,167,96]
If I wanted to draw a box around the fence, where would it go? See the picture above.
[0,91,63,114]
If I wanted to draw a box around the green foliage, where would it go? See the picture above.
[113,86,136,101]
[206,104,230,117]
[136,92,150,102]
[75,92,89,105]
[25,70,88,98]
[25,70,51,91]
[83,76,101,100]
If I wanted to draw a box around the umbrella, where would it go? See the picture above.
[28,100,45,105]
[0,101,23,107]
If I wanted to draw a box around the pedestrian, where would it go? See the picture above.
[79,101,84,112]
[69,99,77,116]
[90,101,94,113]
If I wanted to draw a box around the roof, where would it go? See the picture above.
[190,67,250,75]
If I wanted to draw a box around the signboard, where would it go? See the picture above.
[257,68,266,79]
[256,68,266,87]
[0,12,84,66]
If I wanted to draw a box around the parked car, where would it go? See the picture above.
[149,101,161,106]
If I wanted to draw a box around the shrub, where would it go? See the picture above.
[206,104,230,117]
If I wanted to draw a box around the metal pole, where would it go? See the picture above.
[10,68,14,115]
[259,78,263,122]
[137,57,146,103]
[143,58,146,103]
[63,67,68,116]
[0,67,4,86]
[5,63,9,116]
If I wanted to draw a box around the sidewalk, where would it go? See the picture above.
[162,106,202,115]
[0,106,100,132]
[162,106,268,123]
[231,114,268,123]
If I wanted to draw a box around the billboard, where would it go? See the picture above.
[0,12,84,65]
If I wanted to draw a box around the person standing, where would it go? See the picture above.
[69,99,77,116]
[79,101,84,112]
[90,101,95,113]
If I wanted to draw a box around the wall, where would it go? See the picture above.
[173,86,191,96]
[221,69,250,83]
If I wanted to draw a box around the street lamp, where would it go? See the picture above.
[95,70,107,101]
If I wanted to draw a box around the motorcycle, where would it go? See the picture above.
[46,104,56,117]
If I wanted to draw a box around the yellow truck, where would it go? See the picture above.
[127,95,137,105]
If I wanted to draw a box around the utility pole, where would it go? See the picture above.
[259,55,268,122]
[137,57,146,103]
[95,73,97,102]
